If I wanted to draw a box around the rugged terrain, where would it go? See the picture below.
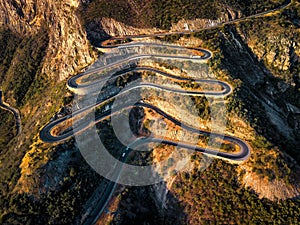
[0,0,299,224]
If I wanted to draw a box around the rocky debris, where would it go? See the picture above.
[170,18,224,32]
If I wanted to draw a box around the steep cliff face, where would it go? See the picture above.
[0,0,97,218]
[0,0,44,34]
[0,0,97,192]
[0,0,96,190]
[40,0,96,81]
[0,0,96,82]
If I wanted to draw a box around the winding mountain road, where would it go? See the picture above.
[40,42,250,161]
[38,1,295,224]
[0,90,22,135]
[40,42,251,225]
[40,41,252,225]
[41,37,251,162]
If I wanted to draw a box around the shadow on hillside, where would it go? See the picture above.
[218,25,300,161]
[108,182,187,225]
[97,100,188,224]
[85,23,112,47]
[87,70,189,224]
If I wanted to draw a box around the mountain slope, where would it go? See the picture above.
[0,0,299,224]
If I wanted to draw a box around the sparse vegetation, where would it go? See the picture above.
[0,109,15,151]
[172,157,300,224]
[1,0,299,224]
[82,0,287,29]
[4,28,49,106]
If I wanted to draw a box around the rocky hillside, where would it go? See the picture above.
[92,2,300,224]
[81,0,287,29]
[0,0,98,224]
[81,0,288,43]
[0,0,299,224]
[0,0,96,82]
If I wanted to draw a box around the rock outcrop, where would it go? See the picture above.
[0,0,96,81]
[86,17,165,42]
